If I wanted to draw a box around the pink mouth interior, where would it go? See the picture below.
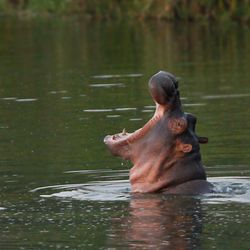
[105,114,161,146]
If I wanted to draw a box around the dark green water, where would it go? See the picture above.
[0,17,250,249]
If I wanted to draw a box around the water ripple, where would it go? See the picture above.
[32,180,130,201]
[83,107,137,113]
[115,107,137,111]
[1,97,17,100]
[183,103,206,107]
[15,98,38,102]
[30,170,250,203]
[202,93,250,99]
[130,118,143,121]
[49,90,68,94]
[204,177,250,204]
[106,115,121,118]
[92,73,143,79]
[83,109,113,112]
[90,83,124,88]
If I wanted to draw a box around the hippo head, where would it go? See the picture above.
[104,71,208,193]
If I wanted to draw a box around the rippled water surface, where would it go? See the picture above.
[0,18,250,249]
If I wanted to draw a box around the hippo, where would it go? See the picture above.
[104,71,213,194]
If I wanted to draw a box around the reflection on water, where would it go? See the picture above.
[0,17,250,249]
[30,171,250,249]
[110,195,203,249]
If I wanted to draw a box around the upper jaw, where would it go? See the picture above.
[103,104,168,147]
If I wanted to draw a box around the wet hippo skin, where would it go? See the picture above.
[104,71,213,194]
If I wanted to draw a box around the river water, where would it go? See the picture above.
[0,17,250,249]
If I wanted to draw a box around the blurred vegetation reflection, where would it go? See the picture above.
[0,0,250,22]
[0,18,250,178]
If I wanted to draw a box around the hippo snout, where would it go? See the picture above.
[103,135,111,144]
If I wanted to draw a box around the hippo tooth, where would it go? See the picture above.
[122,128,126,135]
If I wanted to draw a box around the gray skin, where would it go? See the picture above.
[104,71,213,194]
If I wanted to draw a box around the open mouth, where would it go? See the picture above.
[104,113,161,146]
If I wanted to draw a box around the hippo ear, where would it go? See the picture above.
[177,143,193,153]
[198,136,208,144]
[181,144,193,153]
[176,140,193,153]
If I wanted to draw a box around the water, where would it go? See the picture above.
[0,17,250,249]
